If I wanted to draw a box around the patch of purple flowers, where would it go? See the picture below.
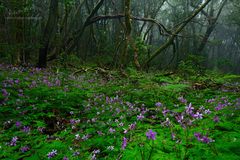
[194,132,214,144]
[146,129,157,140]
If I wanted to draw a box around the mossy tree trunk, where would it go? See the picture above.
[121,0,140,70]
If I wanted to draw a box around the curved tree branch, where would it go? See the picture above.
[144,0,212,67]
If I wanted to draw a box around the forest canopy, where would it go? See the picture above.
[0,0,239,73]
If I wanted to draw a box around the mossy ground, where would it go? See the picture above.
[0,65,240,160]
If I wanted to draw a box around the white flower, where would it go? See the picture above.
[75,134,80,140]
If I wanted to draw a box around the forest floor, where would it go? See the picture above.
[0,64,240,160]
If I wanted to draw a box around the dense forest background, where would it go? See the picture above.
[1,1,240,160]
[0,0,239,73]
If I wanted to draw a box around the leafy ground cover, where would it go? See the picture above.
[0,64,240,160]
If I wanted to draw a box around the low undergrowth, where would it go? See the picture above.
[0,64,240,160]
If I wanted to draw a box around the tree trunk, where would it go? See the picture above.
[197,0,227,53]
[65,0,104,55]
[120,0,141,69]
[38,0,58,68]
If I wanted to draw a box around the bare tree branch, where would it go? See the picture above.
[144,0,212,67]
[89,14,171,35]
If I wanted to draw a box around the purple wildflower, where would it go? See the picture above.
[155,102,162,107]
[20,146,30,152]
[146,129,157,140]
[116,108,121,114]
[171,133,176,140]
[194,132,202,141]
[109,128,116,133]
[55,79,61,86]
[185,103,194,115]
[121,137,127,149]
[121,127,127,134]
[129,123,136,130]
[175,114,184,124]
[192,112,203,119]
[47,150,57,159]
[82,134,89,141]
[22,126,30,133]
[1,89,9,97]
[30,80,37,88]
[201,136,212,144]
[162,118,171,127]
[10,136,18,146]
[70,119,76,125]
[16,121,22,128]
[137,114,144,121]
[63,156,69,160]
[215,103,224,111]
[93,149,100,154]
[204,109,211,115]
[206,99,215,103]
[162,108,169,117]
[15,79,20,84]
[97,131,103,135]
[91,154,97,160]
[178,96,187,104]
[213,116,220,123]
[194,132,214,144]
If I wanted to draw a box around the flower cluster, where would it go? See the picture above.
[47,150,58,159]
[146,129,157,140]
[10,136,18,146]
[194,132,214,144]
